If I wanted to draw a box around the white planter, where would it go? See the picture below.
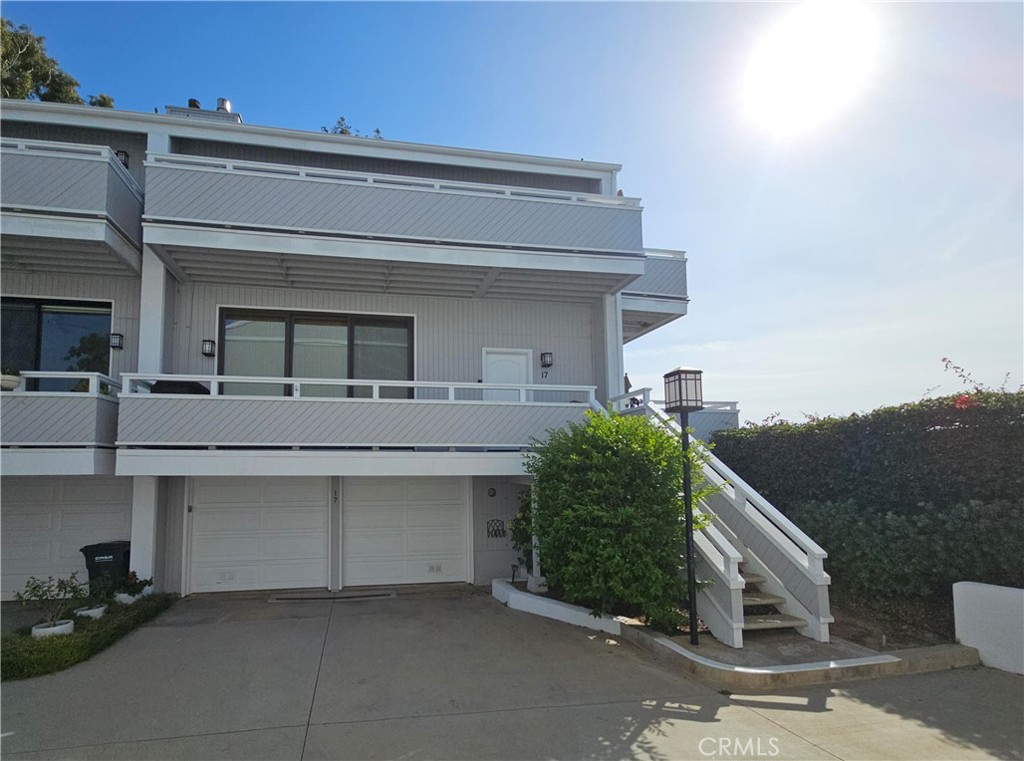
[74,604,108,619]
[31,619,74,638]
[0,375,20,391]
[114,592,141,605]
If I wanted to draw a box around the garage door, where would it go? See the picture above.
[343,477,468,586]
[1,476,132,600]
[190,477,329,593]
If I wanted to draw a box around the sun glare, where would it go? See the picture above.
[742,1,880,137]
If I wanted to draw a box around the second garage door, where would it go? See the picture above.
[343,477,469,587]
[190,477,329,593]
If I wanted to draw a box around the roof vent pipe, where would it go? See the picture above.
[217,98,232,113]
[188,98,201,109]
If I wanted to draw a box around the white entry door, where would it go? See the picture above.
[189,477,330,593]
[342,477,469,587]
[482,348,532,401]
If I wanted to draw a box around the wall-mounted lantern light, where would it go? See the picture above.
[109,333,124,350]
[115,150,130,168]
[201,339,216,357]
[540,352,554,368]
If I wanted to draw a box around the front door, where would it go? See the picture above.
[482,348,531,401]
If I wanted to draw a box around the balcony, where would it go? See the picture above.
[141,154,646,301]
[0,139,144,274]
[621,249,689,341]
[0,372,122,475]
[115,374,595,476]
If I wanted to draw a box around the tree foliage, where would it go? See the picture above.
[525,410,715,631]
[321,116,382,139]
[1,18,113,106]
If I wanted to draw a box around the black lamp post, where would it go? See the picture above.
[663,367,704,645]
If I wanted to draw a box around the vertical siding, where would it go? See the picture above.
[172,283,596,388]
[1,270,141,379]
[472,477,528,584]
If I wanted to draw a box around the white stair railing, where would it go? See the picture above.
[642,400,833,643]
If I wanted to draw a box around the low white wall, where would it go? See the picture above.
[953,581,1024,675]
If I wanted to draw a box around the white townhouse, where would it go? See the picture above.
[1,99,828,648]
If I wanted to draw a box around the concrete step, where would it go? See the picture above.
[740,571,767,585]
[743,613,807,631]
[742,591,787,607]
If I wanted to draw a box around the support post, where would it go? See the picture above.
[682,411,699,645]
[138,247,168,373]
[130,476,159,582]
[527,486,546,593]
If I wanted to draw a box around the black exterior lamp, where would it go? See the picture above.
[201,339,216,358]
[663,367,704,645]
[109,333,124,350]
[540,352,554,368]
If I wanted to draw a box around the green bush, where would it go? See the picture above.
[2,593,177,681]
[712,391,1024,512]
[525,410,714,631]
[786,500,1024,599]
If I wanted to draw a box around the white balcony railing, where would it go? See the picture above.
[116,374,596,449]
[1,372,122,448]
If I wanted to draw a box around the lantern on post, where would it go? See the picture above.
[663,367,704,645]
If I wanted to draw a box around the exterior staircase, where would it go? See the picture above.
[607,390,833,649]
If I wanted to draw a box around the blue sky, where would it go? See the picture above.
[6,1,1021,421]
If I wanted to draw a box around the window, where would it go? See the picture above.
[0,298,112,391]
[219,309,412,397]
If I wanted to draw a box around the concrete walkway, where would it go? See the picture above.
[1,586,1021,760]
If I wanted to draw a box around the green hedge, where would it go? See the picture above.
[786,500,1024,599]
[2,593,177,680]
[711,391,1024,512]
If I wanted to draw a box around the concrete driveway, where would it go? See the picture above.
[1,586,1021,760]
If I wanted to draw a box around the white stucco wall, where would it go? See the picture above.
[953,581,1024,675]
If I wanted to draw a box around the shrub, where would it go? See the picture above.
[786,499,1024,599]
[711,391,1024,512]
[525,410,715,631]
[1,593,178,680]
[14,574,87,627]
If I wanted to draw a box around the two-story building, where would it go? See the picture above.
[1,98,691,598]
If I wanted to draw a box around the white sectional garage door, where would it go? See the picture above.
[343,477,469,587]
[189,477,329,593]
[1,476,132,600]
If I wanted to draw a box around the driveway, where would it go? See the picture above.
[1,586,1021,760]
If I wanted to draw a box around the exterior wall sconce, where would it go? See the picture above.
[109,333,124,350]
[201,339,216,357]
[540,352,554,368]
[115,150,129,168]
[663,366,704,647]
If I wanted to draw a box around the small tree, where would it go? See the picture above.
[321,116,383,139]
[15,573,87,626]
[525,410,717,631]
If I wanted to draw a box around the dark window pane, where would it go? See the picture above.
[293,321,347,398]
[1,300,38,375]
[40,304,111,392]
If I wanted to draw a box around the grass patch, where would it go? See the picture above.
[2,593,178,681]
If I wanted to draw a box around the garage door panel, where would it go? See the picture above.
[59,478,131,503]
[194,509,261,534]
[406,530,464,555]
[260,534,327,560]
[262,478,326,504]
[345,505,406,530]
[59,509,127,531]
[2,542,52,562]
[3,512,54,531]
[193,535,260,562]
[261,508,328,532]
[406,504,464,529]
[344,532,405,557]
[344,479,405,503]
[404,556,464,582]
[193,480,262,505]
[2,479,59,503]
[413,479,465,502]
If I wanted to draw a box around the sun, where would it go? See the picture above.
[741,1,880,137]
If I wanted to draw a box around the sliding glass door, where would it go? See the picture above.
[219,310,411,397]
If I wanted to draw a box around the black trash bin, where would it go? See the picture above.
[80,540,131,593]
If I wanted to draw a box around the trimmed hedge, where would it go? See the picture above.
[711,391,1024,512]
[2,593,177,680]
[786,499,1024,599]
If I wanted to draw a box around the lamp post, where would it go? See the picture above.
[663,367,704,645]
